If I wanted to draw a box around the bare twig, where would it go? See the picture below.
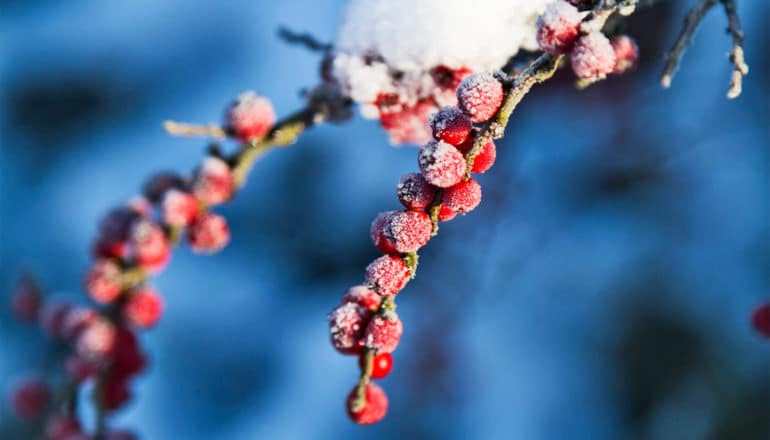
[721,0,749,99]
[277,26,332,53]
[660,0,718,89]
[163,120,228,138]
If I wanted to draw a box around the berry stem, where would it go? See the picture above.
[352,348,374,412]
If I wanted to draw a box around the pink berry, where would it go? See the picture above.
[418,140,467,188]
[46,414,82,440]
[536,1,583,55]
[370,210,432,254]
[226,91,276,143]
[359,352,393,379]
[129,219,170,273]
[611,35,639,74]
[752,303,770,338]
[162,189,200,227]
[9,376,50,419]
[187,212,230,254]
[443,178,482,215]
[76,318,116,361]
[64,355,98,383]
[328,302,370,354]
[456,72,503,123]
[438,204,457,222]
[11,279,41,322]
[40,301,73,339]
[571,32,617,80]
[397,173,437,210]
[346,383,388,425]
[123,288,164,329]
[365,312,403,353]
[142,172,185,203]
[458,138,497,174]
[379,100,435,145]
[341,285,382,312]
[85,259,123,304]
[430,107,472,146]
[193,156,234,206]
[364,255,411,297]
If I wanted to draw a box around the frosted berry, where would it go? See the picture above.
[95,207,139,260]
[365,312,403,353]
[611,35,639,74]
[76,318,116,361]
[187,212,230,254]
[430,107,472,146]
[40,301,73,339]
[11,279,41,322]
[111,329,146,378]
[127,196,152,218]
[458,138,497,174]
[142,171,185,203]
[751,302,770,338]
[397,173,437,210]
[346,383,388,425]
[101,377,131,410]
[418,140,467,188]
[162,189,200,228]
[536,1,583,55]
[193,156,235,206]
[123,288,164,329]
[443,178,482,215]
[46,414,82,440]
[9,376,50,419]
[359,352,393,379]
[438,204,457,222]
[365,255,411,297]
[64,355,98,383]
[85,259,123,304]
[456,72,503,123]
[129,219,170,273]
[60,306,98,341]
[226,91,276,143]
[430,65,472,92]
[329,302,370,354]
[379,100,435,145]
[370,210,432,254]
[341,285,382,312]
[571,32,617,80]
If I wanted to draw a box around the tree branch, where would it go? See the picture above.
[660,0,718,89]
[721,0,749,99]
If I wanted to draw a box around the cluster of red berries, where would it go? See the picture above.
[329,70,503,424]
[8,91,276,439]
[536,0,639,80]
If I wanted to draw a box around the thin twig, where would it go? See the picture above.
[721,0,749,99]
[163,121,228,138]
[660,0,718,89]
[277,26,332,53]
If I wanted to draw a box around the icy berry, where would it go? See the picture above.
[536,1,583,55]
[85,259,123,304]
[187,212,230,254]
[379,100,435,145]
[397,173,437,210]
[418,140,467,188]
[571,32,617,80]
[365,312,403,353]
[11,279,41,322]
[142,172,185,203]
[226,91,276,143]
[751,303,770,338]
[162,189,200,227]
[456,72,503,123]
[430,107,472,146]
[9,376,50,419]
[443,178,482,215]
[346,383,388,425]
[341,285,382,312]
[40,301,73,339]
[365,255,411,297]
[193,156,235,206]
[438,204,457,222]
[46,414,82,440]
[370,210,432,254]
[458,138,497,174]
[76,318,116,361]
[359,352,393,379]
[65,355,98,383]
[610,35,639,74]
[328,302,370,354]
[123,288,164,329]
[111,329,146,378]
[101,377,131,410]
[129,219,170,273]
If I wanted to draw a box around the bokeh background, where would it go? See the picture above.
[1,1,769,439]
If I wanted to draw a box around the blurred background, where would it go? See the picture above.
[1,0,768,438]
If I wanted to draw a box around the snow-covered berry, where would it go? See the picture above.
[129,219,170,273]
[346,383,388,425]
[571,32,616,80]
[752,302,770,338]
[142,172,185,203]
[430,107,472,146]
[418,140,467,188]
[456,72,503,123]
[162,189,200,228]
[76,318,116,361]
[123,288,164,329]
[226,91,276,143]
[365,312,403,353]
[438,204,458,222]
[370,210,432,254]
[360,352,393,379]
[46,414,82,440]
[610,35,639,74]
[187,212,230,254]
[329,302,370,354]
[443,178,482,215]
[341,285,382,312]
[9,376,50,419]
[536,1,583,54]
[85,259,123,304]
[11,279,41,322]
[193,156,235,206]
[379,100,435,145]
[397,173,437,210]
[365,255,411,297]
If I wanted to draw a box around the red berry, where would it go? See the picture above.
[193,156,234,206]
[430,107,472,146]
[123,288,164,329]
[11,279,41,322]
[99,207,140,244]
[438,204,457,222]
[328,302,370,354]
[458,137,497,174]
[45,414,82,440]
[430,65,472,91]
[443,178,482,215]
[379,100,435,145]
[365,312,403,353]
[187,212,230,254]
[370,210,432,254]
[365,255,411,297]
[397,173,437,210]
[536,1,583,55]
[111,329,146,378]
[85,259,123,304]
[9,376,50,419]
[76,318,116,361]
[359,352,393,379]
[40,301,73,339]
[64,355,98,383]
[751,303,770,338]
[162,189,200,228]
[101,377,131,410]
[346,383,388,425]
[571,32,617,80]
[127,196,152,218]
[341,285,382,312]
[611,35,639,74]
[129,219,170,273]
[226,91,276,143]
[456,72,503,123]
[418,140,467,188]
[142,172,185,203]
[60,306,98,341]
